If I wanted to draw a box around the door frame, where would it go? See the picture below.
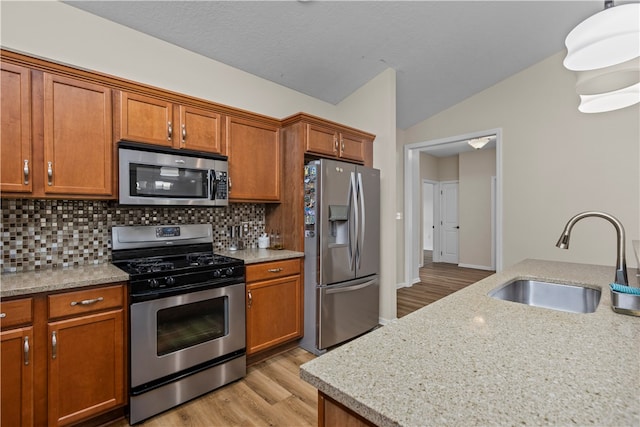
[403,128,503,288]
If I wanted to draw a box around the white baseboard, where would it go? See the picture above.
[458,263,495,271]
[396,281,408,289]
[378,317,396,326]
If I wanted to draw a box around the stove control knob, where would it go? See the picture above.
[165,276,175,286]
[225,267,234,277]
[212,270,221,278]
[148,278,159,288]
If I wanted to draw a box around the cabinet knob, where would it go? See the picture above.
[23,159,29,185]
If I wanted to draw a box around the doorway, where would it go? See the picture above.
[421,180,437,268]
[403,129,502,287]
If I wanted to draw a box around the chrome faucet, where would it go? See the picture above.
[556,211,629,286]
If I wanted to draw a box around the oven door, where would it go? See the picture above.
[129,282,245,388]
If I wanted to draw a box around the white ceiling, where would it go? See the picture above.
[64,1,603,130]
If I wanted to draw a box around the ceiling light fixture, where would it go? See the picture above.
[467,136,493,150]
[563,1,640,113]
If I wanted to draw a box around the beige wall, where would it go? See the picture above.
[1,2,399,320]
[402,51,639,271]
[438,156,459,182]
[459,148,496,269]
[420,153,439,181]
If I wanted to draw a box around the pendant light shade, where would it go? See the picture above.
[564,3,640,71]
[564,1,640,112]
[578,82,640,113]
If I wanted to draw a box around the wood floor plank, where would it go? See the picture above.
[397,250,494,318]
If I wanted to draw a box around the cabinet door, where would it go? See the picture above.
[43,74,113,196]
[338,132,365,163]
[117,92,173,147]
[48,309,124,427]
[179,105,223,154]
[1,63,32,193]
[1,326,34,427]
[306,123,338,158]
[226,116,281,202]
[246,275,302,355]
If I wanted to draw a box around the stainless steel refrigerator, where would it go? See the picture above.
[300,159,380,355]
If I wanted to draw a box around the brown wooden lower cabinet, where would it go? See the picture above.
[1,326,34,427]
[0,284,126,427]
[245,258,303,356]
[318,391,376,427]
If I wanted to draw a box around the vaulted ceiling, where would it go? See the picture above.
[65,1,603,129]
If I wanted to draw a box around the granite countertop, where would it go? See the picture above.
[300,259,640,427]
[1,263,129,298]
[216,248,304,264]
[0,249,303,298]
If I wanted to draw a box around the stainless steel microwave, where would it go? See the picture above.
[118,142,228,206]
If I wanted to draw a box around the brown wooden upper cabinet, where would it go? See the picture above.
[1,62,32,194]
[1,64,114,198]
[306,123,366,163]
[225,115,281,203]
[43,74,114,196]
[115,91,224,155]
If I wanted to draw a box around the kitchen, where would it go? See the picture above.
[1,1,639,426]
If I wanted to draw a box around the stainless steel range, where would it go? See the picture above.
[111,224,245,424]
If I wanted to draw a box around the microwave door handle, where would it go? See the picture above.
[209,169,218,200]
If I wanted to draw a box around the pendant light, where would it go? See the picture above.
[564,1,640,113]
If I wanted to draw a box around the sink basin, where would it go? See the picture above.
[488,279,601,314]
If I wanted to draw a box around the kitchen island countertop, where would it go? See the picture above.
[1,263,129,298]
[300,259,640,426]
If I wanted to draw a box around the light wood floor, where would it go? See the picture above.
[109,252,493,426]
[109,347,317,427]
[396,250,495,318]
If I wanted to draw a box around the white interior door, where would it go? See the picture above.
[440,181,459,264]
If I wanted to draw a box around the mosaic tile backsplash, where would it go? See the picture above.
[1,199,266,273]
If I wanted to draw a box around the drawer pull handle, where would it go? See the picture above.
[47,161,53,186]
[267,268,283,273]
[167,121,173,141]
[247,290,253,308]
[24,336,30,366]
[0,313,6,318]
[52,331,57,359]
[70,297,104,306]
[23,159,29,185]
[182,124,187,143]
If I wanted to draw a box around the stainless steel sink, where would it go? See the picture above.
[488,279,601,314]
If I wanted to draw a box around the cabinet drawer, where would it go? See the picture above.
[0,298,33,329]
[48,285,124,319]
[246,259,301,282]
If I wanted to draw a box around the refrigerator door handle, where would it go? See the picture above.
[325,278,377,294]
[349,172,358,271]
[357,172,366,271]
